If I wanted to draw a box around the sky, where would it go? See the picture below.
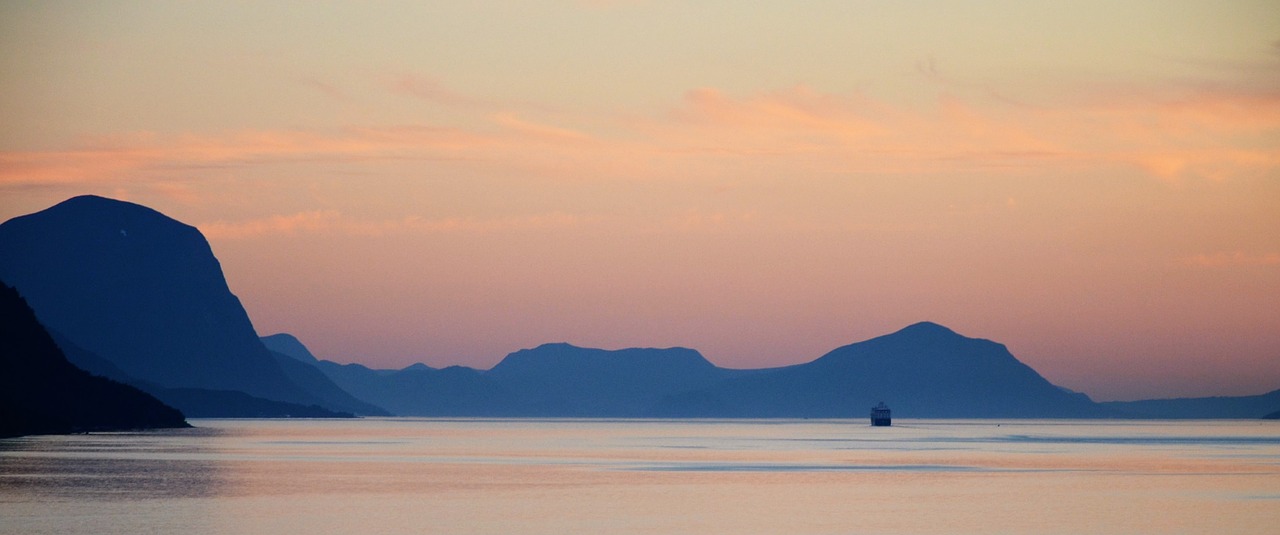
[1,1,1277,401]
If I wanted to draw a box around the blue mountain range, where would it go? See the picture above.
[3,195,1275,423]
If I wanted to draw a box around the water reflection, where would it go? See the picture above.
[2,419,1279,535]
[0,428,225,501]
[625,462,984,472]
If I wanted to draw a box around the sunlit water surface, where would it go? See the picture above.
[2,419,1278,534]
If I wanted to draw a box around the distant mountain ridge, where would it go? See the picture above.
[268,323,1113,418]
[654,322,1107,418]
[1102,390,1280,419]
[6,195,1272,421]
[487,343,735,416]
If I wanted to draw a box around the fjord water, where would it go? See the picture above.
[2,419,1277,534]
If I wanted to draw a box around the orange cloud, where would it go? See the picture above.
[0,126,497,187]
[199,211,344,240]
[3,82,1275,190]
[389,75,489,109]
[490,113,594,143]
[198,210,587,240]
[674,86,885,139]
[1062,87,1280,181]
[639,83,1280,181]
[1183,251,1280,268]
[634,85,1074,175]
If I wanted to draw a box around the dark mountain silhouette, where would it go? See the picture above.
[657,322,1108,418]
[47,327,135,382]
[277,324,1106,418]
[0,195,350,412]
[46,326,352,418]
[309,342,737,416]
[258,332,388,414]
[1,282,188,438]
[142,387,353,419]
[261,333,320,363]
[275,334,735,416]
[1264,410,1280,419]
[313,359,513,416]
[2,196,1136,420]
[261,333,510,416]
[1103,390,1280,419]
[266,349,390,416]
[365,365,514,416]
[487,343,736,416]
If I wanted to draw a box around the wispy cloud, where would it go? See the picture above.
[199,210,343,239]
[1183,251,1280,268]
[3,80,1275,190]
[0,126,495,187]
[490,113,594,143]
[635,85,1074,174]
[640,83,1280,180]
[198,210,586,240]
[389,75,490,109]
[300,76,351,102]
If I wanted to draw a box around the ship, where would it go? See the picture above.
[870,402,891,426]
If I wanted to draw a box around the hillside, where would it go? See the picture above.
[274,324,1107,418]
[0,196,354,414]
[1103,390,1280,419]
[1,282,188,437]
[657,322,1107,418]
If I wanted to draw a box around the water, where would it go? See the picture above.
[2,419,1278,534]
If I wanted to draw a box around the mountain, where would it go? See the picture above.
[312,360,514,416]
[259,333,390,415]
[1,196,1121,420]
[261,333,320,363]
[265,349,390,415]
[1,282,188,437]
[296,341,734,417]
[1102,390,1280,419]
[1265,410,1280,420]
[142,387,353,419]
[288,323,1104,418]
[47,324,355,418]
[0,196,340,410]
[260,332,513,416]
[658,322,1108,418]
[487,343,736,416]
[46,327,135,383]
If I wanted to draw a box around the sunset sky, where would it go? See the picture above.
[2,1,1277,401]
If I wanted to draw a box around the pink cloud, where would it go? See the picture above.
[300,77,350,102]
[389,75,490,108]
[199,211,344,240]
[634,85,1075,175]
[639,83,1280,181]
[490,113,594,143]
[3,81,1274,190]
[673,86,885,139]
[1058,86,1280,180]
[0,126,497,187]
[198,210,587,240]
[1183,251,1280,268]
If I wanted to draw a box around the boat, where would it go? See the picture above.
[870,402,891,426]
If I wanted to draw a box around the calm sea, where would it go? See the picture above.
[2,418,1278,534]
